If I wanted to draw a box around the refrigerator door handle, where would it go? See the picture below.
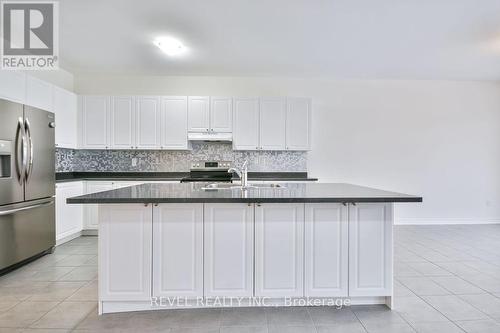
[0,198,54,216]
[25,118,33,182]
[15,117,27,185]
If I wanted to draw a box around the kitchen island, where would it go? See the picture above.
[68,182,421,314]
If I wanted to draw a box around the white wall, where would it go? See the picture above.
[74,75,500,225]
[26,68,74,92]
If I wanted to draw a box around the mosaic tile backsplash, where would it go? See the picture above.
[56,143,307,173]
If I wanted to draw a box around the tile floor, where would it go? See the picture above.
[0,225,499,332]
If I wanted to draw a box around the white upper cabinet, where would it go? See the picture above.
[255,203,305,297]
[0,71,26,103]
[161,96,188,150]
[76,95,311,151]
[53,86,78,149]
[349,203,393,297]
[233,98,260,150]
[110,96,135,149]
[188,96,210,132]
[204,203,254,297]
[136,96,161,149]
[259,97,286,150]
[209,97,232,132]
[26,75,53,111]
[80,96,110,149]
[286,97,311,150]
[305,203,348,297]
[153,203,203,298]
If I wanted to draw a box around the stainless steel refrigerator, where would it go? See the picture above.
[0,98,56,273]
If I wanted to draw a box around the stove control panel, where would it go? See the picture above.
[190,160,232,171]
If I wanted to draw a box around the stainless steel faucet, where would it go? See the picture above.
[228,160,249,189]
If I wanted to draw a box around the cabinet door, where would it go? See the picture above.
[305,203,348,297]
[136,96,161,149]
[349,203,393,296]
[53,86,77,149]
[83,182,114,230]
[233,98,259,150]
[204,203,253,297]
[210,97,232,132]
[99,204,152,301]
[110,96,135,149]
[26,75,53,111]
[80,96,110,149]
[259,97,286,150]
[161,96,188,149]
[0,71,26,103]
[153,203,203,298]
[55,182,84,242]
[255,203,304,297]
[286,97,311,150]
[188,96,209,132]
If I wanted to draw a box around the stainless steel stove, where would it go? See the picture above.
[180,160,233,183]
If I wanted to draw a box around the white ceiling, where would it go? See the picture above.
[61,0,500,80]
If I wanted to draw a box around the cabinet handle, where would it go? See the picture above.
[144,203,149,207]
[256,147,259,150]
[131,146,134,149]
[247,203,251,207]
[257,203,261,207]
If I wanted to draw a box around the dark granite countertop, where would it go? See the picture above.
[67,182,422,204]
[56,172,318,183]
[56,172,189,182]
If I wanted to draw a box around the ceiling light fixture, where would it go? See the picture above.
[154,37,186,56]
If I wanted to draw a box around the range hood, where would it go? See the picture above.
[188,132,233,142]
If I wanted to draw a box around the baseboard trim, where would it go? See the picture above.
[56,231,83,246]
[82,229,98,236]
[396,218,500,225]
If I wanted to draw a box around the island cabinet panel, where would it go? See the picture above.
[153,203,203,298]
[255,203,305,297]
[348,203,393,296]
[99,205,152,301]
[304,203,348,297]
[204,203,254,297]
